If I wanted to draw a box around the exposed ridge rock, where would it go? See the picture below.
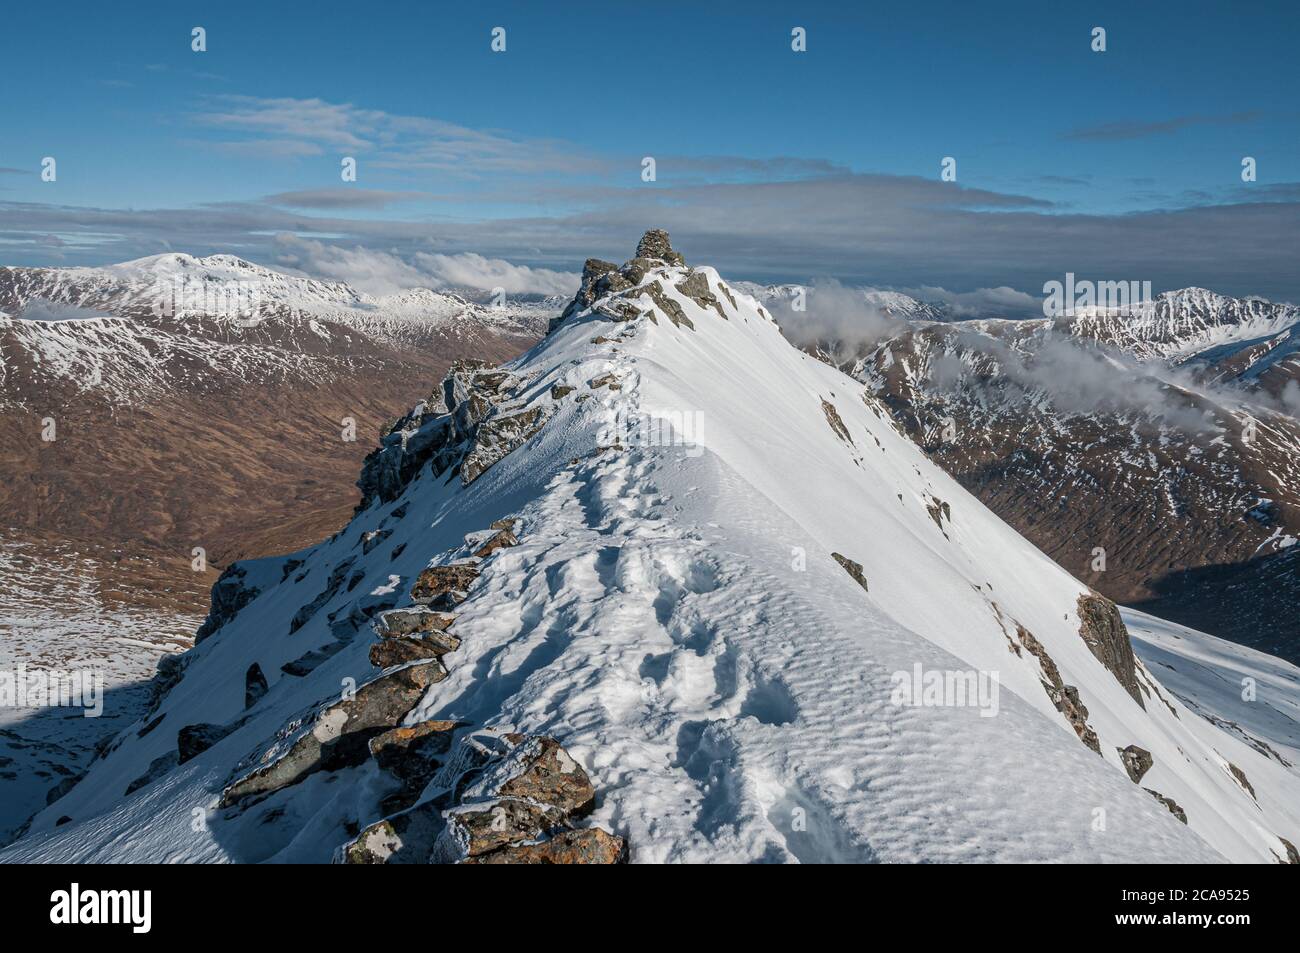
[219,660,446,808]
[339,732,619,865]
[195,565,259,644]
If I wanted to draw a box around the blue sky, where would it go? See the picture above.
[2,0,1297,302]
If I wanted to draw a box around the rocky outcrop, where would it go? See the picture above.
[676,271,727,319]
[410,563,479,607]
[925,495,952,533]
[472,525,517,558]
[636,228,685,267]
[244,663,268,710]
[1117,744,1153,784]
[289,557,356,634]
[177,722,239,764]
[124,752,179,796]
[460,828,627,864]
[631,280,692,330]
[1279,837,1300,864]
[1076,593,1145,709]
[460,406,549,485]
[340,732,622,865]
[821,399,853,444]
[195,564,260,644]
[219,660,446,807]
[370,720,462,814]
[1144,788,1188,824]
[831,552,869,593]
[1228,762,1257,800]
[370,607,460,668]
[1017,625,1102,755]
[355,359,551,507]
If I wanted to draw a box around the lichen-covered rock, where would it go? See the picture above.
[1118,744,1153,784]
[339,801,445,864]
[433,735,597,861]
[369,638,449,668]
[831,552,868,592]
[1077,592,1145,709]
[371,720,462,813]
[219,660,446,807]
[473,527,517,558]
[460,405,550,485]
[462,828,628,865]
[373,607,456,638]
[410,563,479,606]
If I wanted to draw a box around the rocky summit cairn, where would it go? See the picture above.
[635,228,685,266]
[557,229,688,324]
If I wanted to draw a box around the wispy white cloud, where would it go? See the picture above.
[271,234,578,296]
[190,95,609,176]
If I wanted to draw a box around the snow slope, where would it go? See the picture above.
[5,234,1297,863]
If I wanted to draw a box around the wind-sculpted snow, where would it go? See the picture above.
[5,234,1297,863]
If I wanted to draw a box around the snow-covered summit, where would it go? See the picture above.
[6,231,1298,863]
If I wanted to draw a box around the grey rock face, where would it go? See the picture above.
[195,565,260,644]
[1118,744,1153,784]
[676,271,727,319]
[831,552,868,592]
[1077,593,1145,709]
[244,663,269,710]
[630,280,692,329]
[1017,625,1102,755]
[219,659,447,807]
[635,229,684,266]
[1144,788,1188,824]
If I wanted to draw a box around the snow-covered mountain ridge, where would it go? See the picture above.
[0,255,558,406]
[5,232,1297,864]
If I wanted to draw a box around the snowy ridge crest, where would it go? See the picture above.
[6,231,1299,864]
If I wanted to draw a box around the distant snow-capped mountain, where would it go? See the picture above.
[837,288,1300,659]
[732,281,956,323]
[7,231,1297,864]
[0,254,558,406]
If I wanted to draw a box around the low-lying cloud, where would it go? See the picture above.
[272,234,578,297]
